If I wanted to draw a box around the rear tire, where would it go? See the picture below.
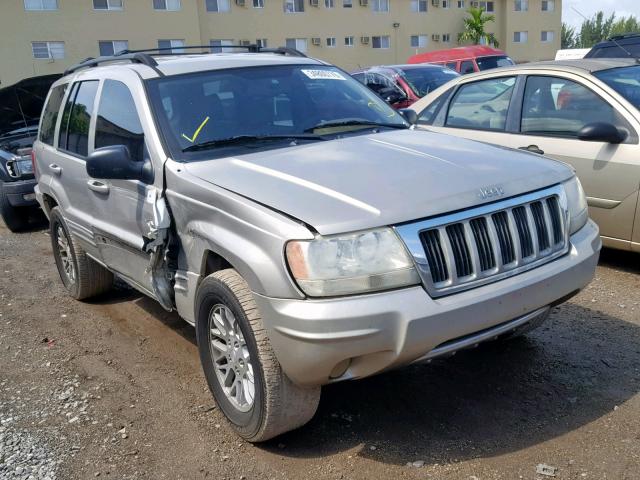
[196,269,320,442]
[49,207,113,300]
[0,182,29,232]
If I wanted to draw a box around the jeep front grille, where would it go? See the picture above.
[395,185,570,298]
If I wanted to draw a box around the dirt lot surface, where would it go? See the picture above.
[1,219,639,480]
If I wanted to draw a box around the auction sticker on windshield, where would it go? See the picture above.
[301,69,346,80]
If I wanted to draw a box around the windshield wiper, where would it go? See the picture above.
[182,134,326,152]
[303,120,409,133]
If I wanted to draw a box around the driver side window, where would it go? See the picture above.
[521,75,624,138]
[95,80,145,162]
[445,76,516,131]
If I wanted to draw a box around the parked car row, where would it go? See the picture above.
[27,45,602,444]
[2,37,638,445]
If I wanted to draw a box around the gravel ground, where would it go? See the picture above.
[0,218,639,480]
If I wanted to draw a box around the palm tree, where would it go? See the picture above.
[458,7,499,48]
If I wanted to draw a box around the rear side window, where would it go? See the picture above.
[58,80,99,156]
[588,44,640,59]
[95,80,145,162]
[446,62,458,71]
[460,60,475,74]
[40,84,68,146]
[446,76,516,131]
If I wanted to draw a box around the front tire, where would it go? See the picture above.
[196,269,320,442]
[49,207,113,300]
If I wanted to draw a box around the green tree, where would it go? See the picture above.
[577,11,616,48]
[561,23,577,49]
[610,16,640,38]
[458,7,499,48]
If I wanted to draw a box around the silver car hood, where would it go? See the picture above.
[184,129,574,235]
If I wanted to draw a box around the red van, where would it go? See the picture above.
[407,45,514,74]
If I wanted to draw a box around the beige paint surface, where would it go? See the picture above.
[0,0,560,86]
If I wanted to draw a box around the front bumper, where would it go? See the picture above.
[254,220,601,387]
[2,178,37,207]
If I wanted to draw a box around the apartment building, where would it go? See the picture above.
[0,0,561,86]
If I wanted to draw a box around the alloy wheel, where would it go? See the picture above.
[208,304,255,412]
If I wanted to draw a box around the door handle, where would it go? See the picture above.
[49,163,62,175]
[87,180,109,194]
[518,145,545,155]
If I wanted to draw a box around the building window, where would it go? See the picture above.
[372,36,390,49]
[410,35,428,48]
[513,31,528,43]
[344,36,354,46]
[371,0,389,12]
[284,0,304,12]
[457,0,464,7]
[286,38,308,53]
[253,0,264,6]
[325,0,334,6]
[471,1,493,12]
[158,39,185,53]
[93,0,123,10]
[541,0,554,11]
[343,0,352,7]
[541,30,554,43]
[24,0,58,10]
[442,0,449,8]
[206,0,230,11]
[514,0,527,11]
[256,38,267,47]
[210,39,234,52]
[442,33,451,42]
[410,0,427,12]
[31,41,64,59]
[99,40,129,56]
[326,37,336,47]
[153,0,181,10]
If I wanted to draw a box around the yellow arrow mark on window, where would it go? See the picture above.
[181,116,210,143]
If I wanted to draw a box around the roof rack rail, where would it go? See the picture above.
[63,44,308,76]
[64,52,162,76]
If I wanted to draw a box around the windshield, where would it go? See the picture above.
[588,43,640,59]
[399,67,460,97]
[146,64,407,160]
[594,65,640,109]
[476,55,515,71]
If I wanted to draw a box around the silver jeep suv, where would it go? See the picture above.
[34,47,601,442]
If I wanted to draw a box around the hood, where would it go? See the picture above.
[0,74,61,137]
[184,129,574,235]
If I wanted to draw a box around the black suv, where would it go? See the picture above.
[585,33,640,59]
[0,74,60,231]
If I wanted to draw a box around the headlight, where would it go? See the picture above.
[286,228,420,297]
[563,176,588,235]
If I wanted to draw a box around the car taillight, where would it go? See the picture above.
[31,149,38,179]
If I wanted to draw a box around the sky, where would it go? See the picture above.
[563,0,640,28]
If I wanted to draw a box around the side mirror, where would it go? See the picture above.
[577,122,627,144]
[86,145,153,183]
[398,108,418,125]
